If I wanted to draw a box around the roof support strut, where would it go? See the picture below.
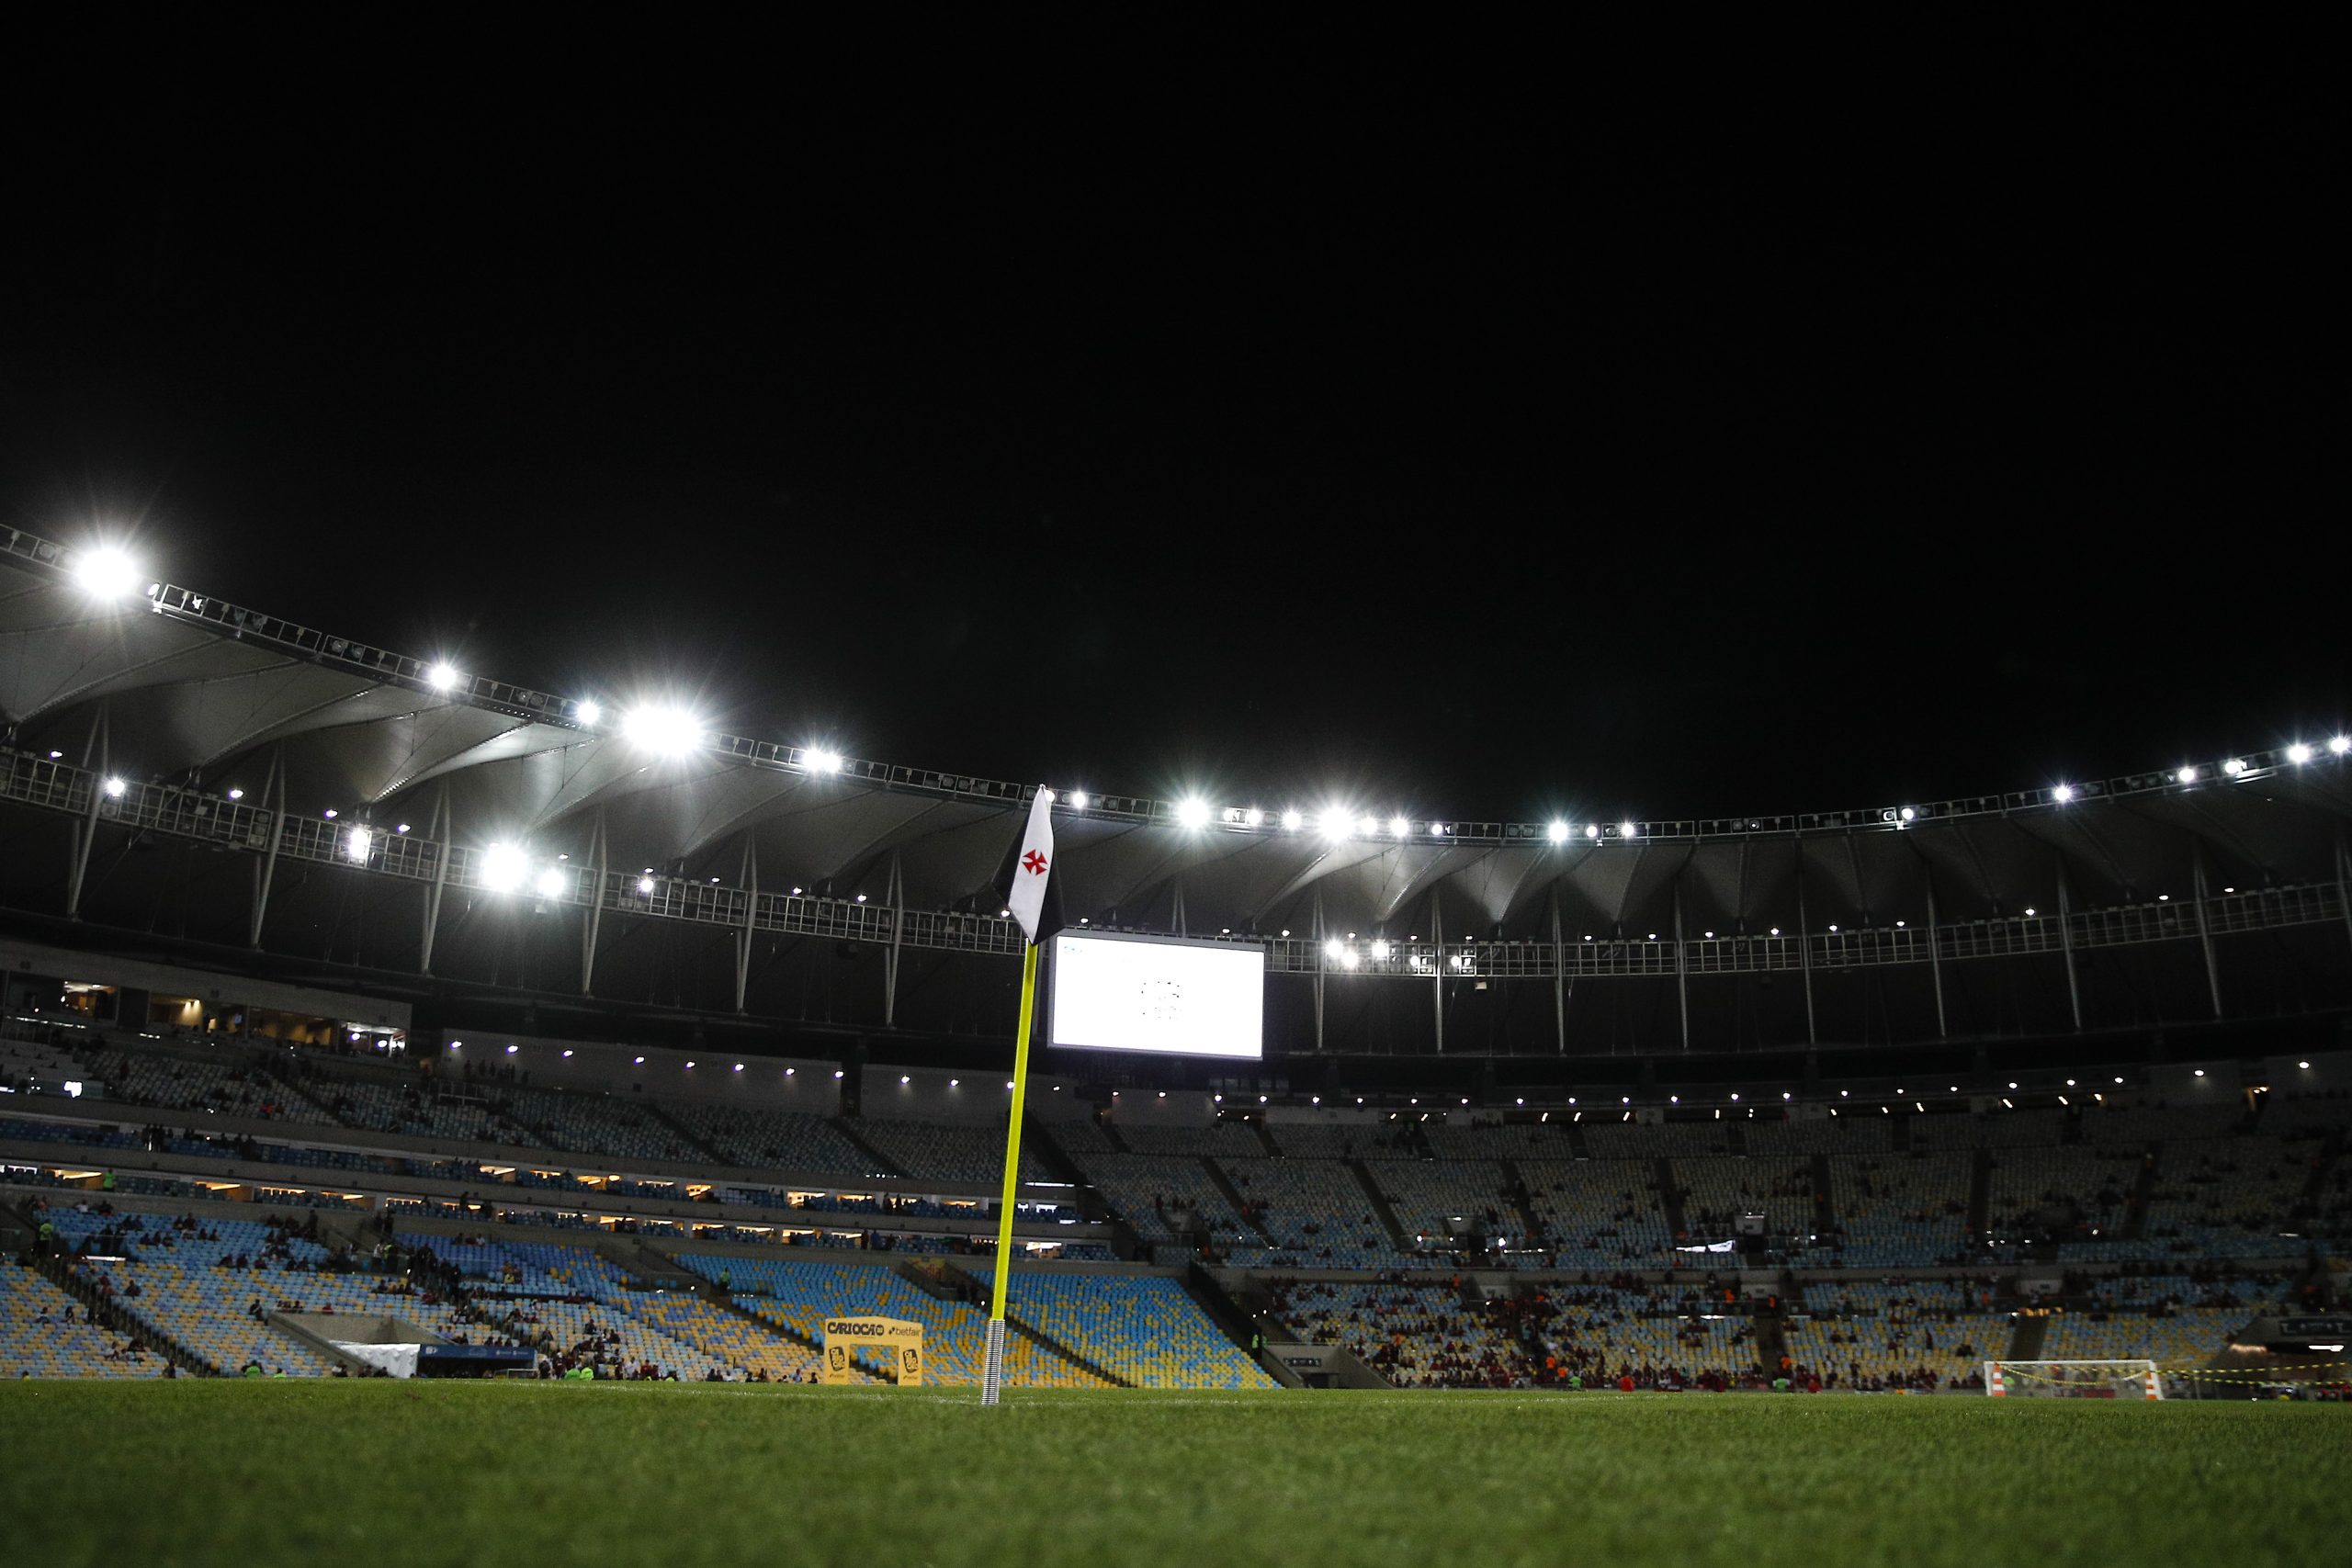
[734,831,758,1015]
[2190,845,2223,1020]
[419,781,451,976]
[2056,853,2084,1032]
[246,744,284,948]
[64,703,108,921]
[580,806,608,997]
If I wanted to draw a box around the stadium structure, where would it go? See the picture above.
[3,524,2349,1398]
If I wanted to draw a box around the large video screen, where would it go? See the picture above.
[1046,931,1265,1059]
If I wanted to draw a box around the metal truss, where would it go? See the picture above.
[6,521,2346,848]
[7,745,2344,985]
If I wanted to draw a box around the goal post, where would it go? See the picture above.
[1984,1359,2162,1399]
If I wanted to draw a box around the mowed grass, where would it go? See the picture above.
[2,1383,2345,1568]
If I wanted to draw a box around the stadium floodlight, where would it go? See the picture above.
[1067,790,1089,810]
[1175,798,1210,829]
[323,808,338,819]
[636,875,656,895]
[481,841,526,893]
[1324,939,1345,962]
[574,700,602,726]
[1356,814,1379,837]
[2222,757,2246,776]
[2176,765,2198,784]
[2024,907,2036,917]
[71,546,141,599]
[1281,809,1303,831]
[396,823,410,833]
[1619,820,1636,838]
[622,705,704,755]
[1770,927,1781,937]
[426,662,459,692]
[1370,940,1391,960]
[2052,784,2075,802]
[2331,737,2351,756]
[102,777,126,798]
[1429,821,1448,836]
[1546,820,1569,843]
[1387,816,1410,838]
[2301,1061,2312,1069]
[808,749,844,773]
[536,868,567,899]
[2286,743,2312,764]
[1586,824,1600,839]
[1320,810,1352,840]
[1340,949,1361,969]
[343,827,373,863]
[1899,807,1917,821]
[1242,807,1264,827]
[226,787,243,800]
[634,1055,644,1064]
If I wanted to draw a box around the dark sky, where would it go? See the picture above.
[6,19,2343,825]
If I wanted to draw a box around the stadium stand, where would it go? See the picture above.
[661,1102,891,1177]
[854,1119,1050,1185]
[2,1258,164,1378]
[1824,1153,1973,1268]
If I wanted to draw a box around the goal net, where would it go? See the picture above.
[1984,1359,2162,1399]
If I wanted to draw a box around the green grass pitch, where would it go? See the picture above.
[3,1382,2344,1568]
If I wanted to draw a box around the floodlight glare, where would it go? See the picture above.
[1175,798,1210,829]
[2222,757,2246,776]
[622,705,704,755]
[1281,809,1303,831]
[536,867,567,899]
[2287,743,2312,764]
[102,777,126,798]
[226,787,243,801]
[1067,790,1089,810]
[1619,820,1636,838]
[574,700,601,726]
[808,749,844,773]
[1340,949,1361,969]
[2331,737,2351,756]
[1387,816,1409,838]
[1320,810,1352,840]
[2176,765,2198,784]
[343,827,373,863]
[1546,820,1569,843]
[2052,784,2075,802]
[72,546,141,599]
[637,875,656,895]
[1242,807,1264,827]
[1370,940,1391,960]
[425,662,459,692]
[1356,814,1379,837]
[481,842,526,893]
[1324,939,1345,961]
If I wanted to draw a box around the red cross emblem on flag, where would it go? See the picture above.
[1022,850,1048,876]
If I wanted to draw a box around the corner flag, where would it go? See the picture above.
[1005,786,1056,942]
[982,785,1055,1406]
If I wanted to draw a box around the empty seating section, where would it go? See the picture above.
[1579,1120,1731,1158]
[627,1292,827,1382]
[1744,1117,1892,1155]
[492,1088,701,1163]
[1517,1159,1671,1269]
[2040,1307,2247,1367]
[1672,1156,1812,1235]
[1068,1153,1254,1245]
[1114,1122,1264,1157]
[1368,1160,1512,1249]
[1006,1274,1274,1389]
[318,1079,527,1143]
[1419,1122,1577,1160]
[1535,1285,1754,1386]
[854,1119,1049,1185]
[1783,1285,2004,1390]
[2080,1103,2248,1145]
[86,1049,332,1122]
[1826,1154,1972,1268]
[1984,1144,2139,1248]
[3,1261,163,1377]
[1269,1280,1538,1387]
[662,1103,889,1177]
[1912,1110,2065,1150]
[1220,1158,1396,1269]
[1263,1122,1419,1160]
[2140,1138,2322,1258]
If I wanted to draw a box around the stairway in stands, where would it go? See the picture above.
[1348,1160,1412,1253]
[1655,1157,1690,1239]
[1200,1158,1274,1244]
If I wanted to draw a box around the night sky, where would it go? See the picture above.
[6,20,2342,826]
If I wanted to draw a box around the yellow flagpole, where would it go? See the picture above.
[982,939,1041,1403]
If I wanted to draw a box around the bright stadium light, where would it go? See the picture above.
[481,842,526,893]
[1546,820,1569,843]
[426,662,459,692]
[1370,940,1391,960]
[1281,809,1303,831]
[1619,820,1636,838]
[1899,807,1917,822]
[1356,814,1379,837]
[2176,765,2198,784]
[1387,816,1410,838]
[574,700,602,726]
[2052,784,2075,802]
[622,705,704,755]
[637,875,656,896]
[2331,737,2351,756]
[72,546,142,599]
[1340,949,1361,969]
[1321,810,1352,840]
[808,749,844,773]
[536,867,567,899]
[102,777,126,798]
[1324,939,1345,962]
[343,827,373,863]
[1175,798,1210,829]
[2286,743,2312,764]
[227,787,244,801]
[2222,757,2246,776]
[1067,791,1090,810]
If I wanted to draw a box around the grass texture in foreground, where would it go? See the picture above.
[2,1382,2345,1568]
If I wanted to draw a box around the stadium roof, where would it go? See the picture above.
[6,525,2352,1051]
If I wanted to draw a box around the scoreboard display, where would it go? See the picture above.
[1046,931,1265,1059]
